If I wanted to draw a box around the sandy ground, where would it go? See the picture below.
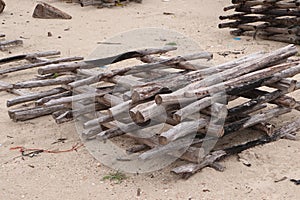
[0,0,300,199]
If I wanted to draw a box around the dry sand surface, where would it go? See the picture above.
[0,0,300,199]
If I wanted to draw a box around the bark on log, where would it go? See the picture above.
[7,87,66,107]
[12,76,76,89]
[0,56,83,75]
[35,91,72,106]
[38,61,93,75]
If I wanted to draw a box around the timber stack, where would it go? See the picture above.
[1,44,300,178]
[219,0,300,44]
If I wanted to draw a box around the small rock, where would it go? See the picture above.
[137,188,141,196]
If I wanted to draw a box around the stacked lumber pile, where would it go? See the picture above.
[1,45,300,178]
[219,0,300,44]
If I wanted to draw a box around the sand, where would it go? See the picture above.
[0,0,300,199]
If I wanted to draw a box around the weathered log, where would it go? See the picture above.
[140,55,206,70]
[44,87,111,106]
[267,78,297,92]
[80,0,103,7]
[8,105,67,122]
[33,2,72,19]
[0,56,83,75]
[35,91,72,106]
[110,75,144,89]
[173,97,212,122]
[0,50,60,65]
[140,51,213,70]
[7,87,66,107]
[0,81,33,96]
[38,61,93,75]
[135,102,180,123]
[158,119,207,145]
[129,101,154,121]
[12,76,76,89]
[0,40,23,51]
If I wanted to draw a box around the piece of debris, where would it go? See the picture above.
[238,158,251,167]
[290,179,300,185]
[47,32,52,37]
[274,176,287,183]
[0,40,23,51]
[163,12,175,15]
[51,138,67,145]
[10,143,83,157]
[0,0,5,13]
[32,2,72,19]
[217,50,244,57]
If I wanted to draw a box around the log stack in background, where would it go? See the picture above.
[1,44,300,178]
[219,0,300,44]
[63,0,142,7]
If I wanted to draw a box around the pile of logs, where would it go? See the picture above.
[219,0,300,44]
[1,44,300,178]
[63,0,142,7]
